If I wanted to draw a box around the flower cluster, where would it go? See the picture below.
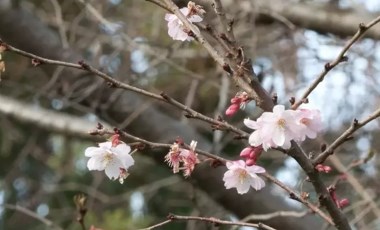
[165,1,205,41]
[244,105,322,150]
[223,160,266,194]
[84,135,134,184]
[225,92,250,116]
[165,140,199,177]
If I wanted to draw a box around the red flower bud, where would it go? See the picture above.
[240,147,252,158]
[230,97,241,104]
[246,158,256,166]
[225,104,240,116]
[323,165,332,173]
[338,198,349,209]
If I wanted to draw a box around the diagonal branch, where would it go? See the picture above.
[313,108,380,165]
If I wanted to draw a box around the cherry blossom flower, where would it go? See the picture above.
[165,142,182,173]
[164,3,204,41]
[296,108,322,141]
[223,160,265,194]
[85,140,134,183]
[244,105,301,150]
[181,140,199,177]
[165,140,199,177]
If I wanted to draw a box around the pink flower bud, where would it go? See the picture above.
[338,198,349,209]
[339,173,348,180]
[323,165,332,173]
[230,97,241,104]
[111,134,120,147]
[315,164,331,173]
[246,158,256,166]
[315,164,324,172]
[225,104,240,116]
[240,147,253,158]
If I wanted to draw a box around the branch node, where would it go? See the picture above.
[324,62,332,71]
[222,63,233,75]
[358,22,367,31]
[289,96,295,105]
[340,55,349,62]
[78,60,90,70]
[167,213,175,220]
[31,58,44,67]
[352,118,359,127]
[272,93,278,104]
[160,92,170,101]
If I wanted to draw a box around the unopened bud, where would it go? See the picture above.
[240,147,253,158]
[338,198,349,209]
[246,158,256,166]
[225,103,240,116]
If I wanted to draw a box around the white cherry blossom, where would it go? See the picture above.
[165,7,203,41]
[223,160,266,194]
[85,141,134,182]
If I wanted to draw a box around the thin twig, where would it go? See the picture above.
[263,173,334,225]
[140,214,277,230]
[313,108,380,165]
[292,15,380,109]
[2,204,63,230]
[0,40,247,138]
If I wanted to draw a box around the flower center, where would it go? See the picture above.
[301,118,309,125]
[277,118,286,128]
[238,170,248,184]
[102,153,114,165]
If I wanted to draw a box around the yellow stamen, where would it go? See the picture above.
[277,118,286,128]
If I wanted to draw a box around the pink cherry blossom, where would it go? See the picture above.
[223,160,265,194]
[295,108,322,141]
[181,140,199,177]
[165,140,199,177]
[85,141,134,183]
[165,7,203,41]
[165,142,182,173]
[244,105,301,150]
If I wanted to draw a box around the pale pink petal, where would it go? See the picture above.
[87,156,106,171]
[98,141,112,149]
[272,126,285,146]
[247,165,266,174]
[189,15,203,23]
[244,118,258,130]
[84,147,104,157]
[273,105,285,114]
[235,180,251,194]
[165,13,177,21]
[112,142,131,156]
[104,158,124,180]
[250,176,265,191]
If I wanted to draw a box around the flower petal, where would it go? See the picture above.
[87,156,106,171]
[250,176,265,191]
[84,147,104,157]
[104,158,124,180]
